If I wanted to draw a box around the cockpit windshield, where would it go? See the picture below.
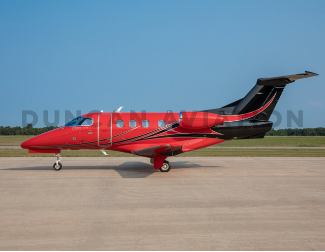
[64,117,93,127]
[65,117,81,126]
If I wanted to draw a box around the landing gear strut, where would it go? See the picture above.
[53,153,62,171]
[159,160,171,172]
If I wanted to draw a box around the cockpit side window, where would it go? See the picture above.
[78,118,93,126]
[64,117,93,127]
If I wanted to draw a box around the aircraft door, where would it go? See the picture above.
[97,113,112,148]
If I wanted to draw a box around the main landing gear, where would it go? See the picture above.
[53,153,62,171]
[150,157,172,172]
[159,160,171,172]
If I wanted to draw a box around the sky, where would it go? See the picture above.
[0,0,324,128]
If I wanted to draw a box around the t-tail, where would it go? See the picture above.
[204,71,319,140]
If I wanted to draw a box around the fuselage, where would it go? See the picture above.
[21,112,229,156]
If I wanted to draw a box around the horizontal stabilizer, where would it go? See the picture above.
[257,71,318,86]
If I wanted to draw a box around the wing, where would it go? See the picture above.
[134,145,183,157]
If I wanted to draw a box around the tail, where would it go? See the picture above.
[204,71,318,120]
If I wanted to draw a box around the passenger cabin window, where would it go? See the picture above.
[158,120,166,128]
[116,120,124,128]
[78,118,93,126]
[129,120,137,128]
[142,120,149,128]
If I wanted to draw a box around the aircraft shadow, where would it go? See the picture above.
[3,161,207,178]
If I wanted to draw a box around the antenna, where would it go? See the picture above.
[115,106,124,113]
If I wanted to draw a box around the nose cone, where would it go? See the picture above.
[21,139,28,149]
[21,138,32,149]
[21,136,41,149]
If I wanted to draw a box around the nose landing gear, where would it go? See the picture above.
[53,153,62,171]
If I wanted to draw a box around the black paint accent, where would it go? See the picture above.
[161,150,183,157]
[211,120,273,140]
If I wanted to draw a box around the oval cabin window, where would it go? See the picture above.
[116,120,124,128]
[158,120,166,127]
[129,120,137,128]
[142,120,149,128]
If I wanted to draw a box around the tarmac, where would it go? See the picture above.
[0,156,325,250]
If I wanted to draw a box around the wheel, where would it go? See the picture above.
[53,162,62,171]
[159,161,171,172]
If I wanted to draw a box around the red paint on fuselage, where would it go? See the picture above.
[21,112,225,156]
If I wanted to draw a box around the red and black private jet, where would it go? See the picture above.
[21,71,318,172]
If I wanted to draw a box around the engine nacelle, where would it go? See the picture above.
[179,111,224,129]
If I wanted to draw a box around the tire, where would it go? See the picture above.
[159,161,171,172]
[53,162,62,171]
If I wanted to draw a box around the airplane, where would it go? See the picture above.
[21,71,318,172]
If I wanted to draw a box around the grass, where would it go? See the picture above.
[1,135,325,147]
[0,135,31,146]
[0,149,133,157]
[1,135,325,157]
[1,148,325,157]
[216,136,325,147]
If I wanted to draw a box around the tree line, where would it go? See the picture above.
[0,124,324,136]
[0,124,58,135]
[265,127,325,136]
